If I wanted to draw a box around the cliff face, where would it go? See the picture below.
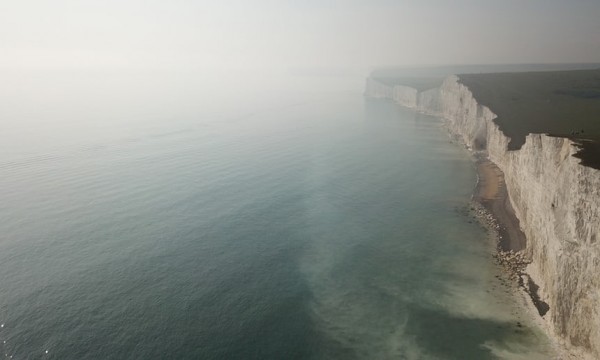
[392,85,418,108]
[365,78,393,99]
[366,77,600,358]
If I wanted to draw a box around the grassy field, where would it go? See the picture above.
[370,64,600,93]
[458,69,600,169]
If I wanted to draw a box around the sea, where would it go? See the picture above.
[0,70,555,359]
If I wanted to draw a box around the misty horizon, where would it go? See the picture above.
[2,1,600,72]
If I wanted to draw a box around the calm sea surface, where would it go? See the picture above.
[0,73,553,359]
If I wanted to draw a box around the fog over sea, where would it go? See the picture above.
[0,70,553,359]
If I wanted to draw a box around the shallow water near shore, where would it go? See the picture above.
[0,75,554,359]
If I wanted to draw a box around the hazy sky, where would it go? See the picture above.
[1,0,599,71]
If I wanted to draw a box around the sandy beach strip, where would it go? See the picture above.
[473,157,526,252]
[473,155,552,319]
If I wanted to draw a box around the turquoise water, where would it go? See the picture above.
[0,76,552,359]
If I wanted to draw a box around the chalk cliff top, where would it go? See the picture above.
[458,69,600,169]
[370,64,600,92]
[371,76,443,92]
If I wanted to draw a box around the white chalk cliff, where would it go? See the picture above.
[365,76,600,358]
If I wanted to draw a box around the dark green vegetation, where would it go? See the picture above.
[459,69,600,169]
[371,64,600,93]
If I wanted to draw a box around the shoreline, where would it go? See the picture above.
[366,76,597,358]
[472,155,525,252]
[470,153,551,317]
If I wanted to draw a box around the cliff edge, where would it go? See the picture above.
[365,73,600,359]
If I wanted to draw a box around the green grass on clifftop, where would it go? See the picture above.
[458,69,600,170]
